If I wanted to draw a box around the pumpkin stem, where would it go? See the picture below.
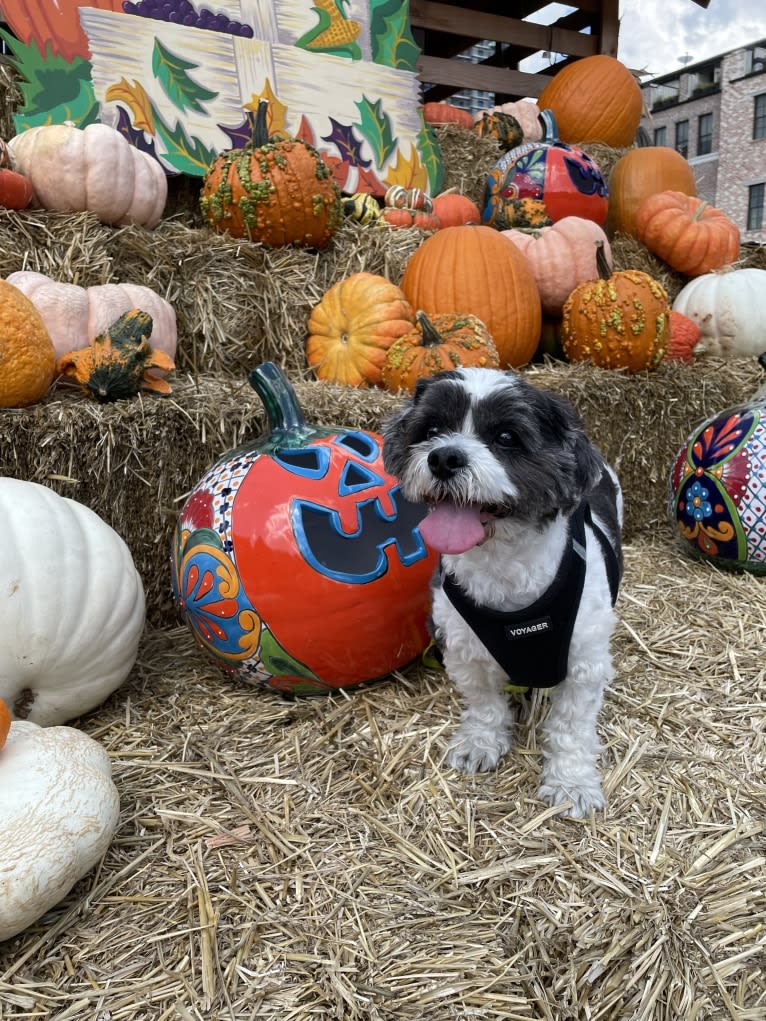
[692,199,709,221]
[595,240,612,281]
[416,311,443,347]
[252,99,270,148]
[248,361,306,432]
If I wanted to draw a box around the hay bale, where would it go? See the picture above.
[3,358,761,625]
[0,61,22,141]
[431,123,501,206]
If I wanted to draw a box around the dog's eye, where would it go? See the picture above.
[494,430,517,448]
[425,425,442,440]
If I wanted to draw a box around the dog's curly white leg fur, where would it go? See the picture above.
[445,658,514,773]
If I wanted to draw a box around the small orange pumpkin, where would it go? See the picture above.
[422,102,474,129]
[607,147,697,238]
[667,310,700,363]
[635,190,740,276]
[431,191,481,228]
[0,697,10,752]
[306,272,416,386]
[382,310,500,392]
[561,242,670,372]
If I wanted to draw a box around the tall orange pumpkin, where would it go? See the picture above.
[537,55,643,148]
[399,225,542,368]
[607,147,697,238]
[635,190,740,276]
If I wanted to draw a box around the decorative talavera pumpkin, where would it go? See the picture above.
[607,147,697,238]
[5,271,177,363]
[635,190,740,276]
[0,479,145,726]
[482,114,609,229]
[200,100,342,247]
[669,384,766,573]
[171,362,437,695]
[400,225,542,369]
[672,268,766,359]
[0,718,120,942]
[8,122,167,227]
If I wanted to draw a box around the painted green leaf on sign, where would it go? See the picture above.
[417,115,445,195]
[151,38,218,115]
[354,95,396,166]
[369,0,420,71]
[154,115,219,176]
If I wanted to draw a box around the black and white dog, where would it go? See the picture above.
[382,367,623,817]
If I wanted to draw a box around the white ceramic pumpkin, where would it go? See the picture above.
[0,719,120,942]
[8,122,167,227]
[672,267,766,358]
[4,271,177,362]
[0,479,145,726]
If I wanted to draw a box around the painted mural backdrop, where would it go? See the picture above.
[1,0,443,195]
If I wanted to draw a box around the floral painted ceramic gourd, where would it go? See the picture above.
[171,363,437,694]
[669,367,766,573]
[482,112,608,229]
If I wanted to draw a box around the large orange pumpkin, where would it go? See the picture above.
[607,147,697,238]
[399,225,542,368]
[635,190,740,276]
[536,55,643,148]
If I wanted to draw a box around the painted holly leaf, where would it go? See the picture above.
[106,77,155,134]
[417,116,445,195]
[354,96,396,166]
[154,116,219,176]
[295,115,317,147]
[152,38,218,115]
[218,112,256,150]
[321,118,371,168]
[355,164,386,197]
[1,31,99,129]
[114,106,162,160]
[369,0,420,71]
[384,145,428,192]
[258,628,323,685]
[319,151,351,191]
[244,80,288,137]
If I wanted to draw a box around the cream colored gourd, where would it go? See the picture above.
[0,479,145,726]
[671,267,766,358]
[4,271,176,362]
[0,719,119,942]
[8,122,166,227]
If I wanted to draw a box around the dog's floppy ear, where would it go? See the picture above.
[538,389,603,496]
[381,394,415,476]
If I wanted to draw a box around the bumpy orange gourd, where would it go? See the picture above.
[473,110,524,150]
[635,190,740,276]
[0,697,10,752]
[474,101,544,142]
[201,100,342,247]
[0,280,56,407]
[561,243,670,372]
[536,54,643,147]
[400,225,541,368]
[382,311,500,392]
[306,272,416,386]
[607,147,697,238]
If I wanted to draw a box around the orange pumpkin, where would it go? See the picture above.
[422,103,474,129]
[667,310,700,363]
[607,147,697,238]
[501,216,613,317]
[0,697,10,752]
[561,242,670,372]
[635,190,740,276]
[431,191,481,228]
[537,55,643,147]
[400,225,542,369]
[381,311,500,392]
[306,272,416,386]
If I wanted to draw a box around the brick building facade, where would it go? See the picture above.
[641,39,766,244]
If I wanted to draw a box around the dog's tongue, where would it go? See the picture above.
[418,502,486,554]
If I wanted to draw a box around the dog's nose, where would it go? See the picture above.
[428,445,467,480]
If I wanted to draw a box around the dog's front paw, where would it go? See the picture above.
[537,777,606,818]
[447,726,511,774]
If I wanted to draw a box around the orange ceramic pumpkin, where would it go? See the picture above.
[381,311,500,392]
[537,55,643,148]
[400,225,542,368]
[635,190,740,276]
[607,147,697,238]
[561,243,670,372]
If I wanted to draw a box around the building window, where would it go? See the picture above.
[748,183,765,230]
[654,126,667,146]
[746,45,766,75]
[697,113,713,155]
[755,95,766,140]
[675,120,689,158]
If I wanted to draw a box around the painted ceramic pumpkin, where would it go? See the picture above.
[669,389,766,574]
[171,363,437,695]
[482,114,608,228]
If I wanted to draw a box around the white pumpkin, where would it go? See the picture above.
[4,271,177,362]
[8,122,167,228]
[672,267,766,359]
[0,719,120,942]
[0,479,145,726]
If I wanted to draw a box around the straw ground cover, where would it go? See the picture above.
[1,533,764,1019]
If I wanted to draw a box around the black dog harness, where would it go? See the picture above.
[441,503,620,691]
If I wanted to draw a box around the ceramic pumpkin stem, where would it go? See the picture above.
[248,361,307,434]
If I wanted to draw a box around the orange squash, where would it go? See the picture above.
[381,311,500,392]
[306,272,416,386]
[400,225,542,369]
[667,310,700,363]
[430,191,481,228]
[0,280,56,407]
[537,54,643,147]
[561,242,670,372]
[0,697,10,752]
[422,103,474,129]
[635,190,740,276]
[607,147,697,238]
